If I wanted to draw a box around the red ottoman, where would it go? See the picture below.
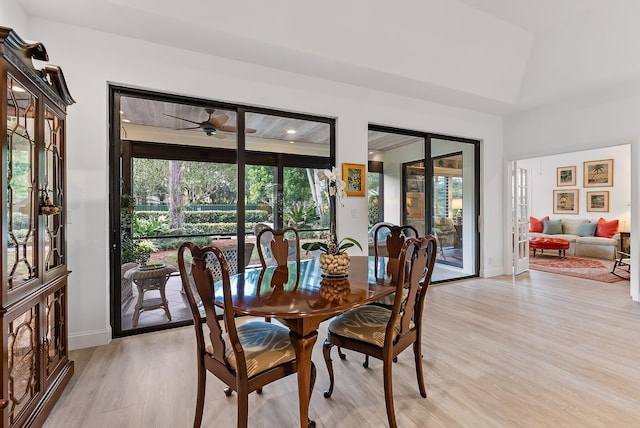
[529,237,570,258]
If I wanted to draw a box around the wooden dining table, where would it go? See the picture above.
[220,255,399,427]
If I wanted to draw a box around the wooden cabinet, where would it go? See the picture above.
[1,27,74,427]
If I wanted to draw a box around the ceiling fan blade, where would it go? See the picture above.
[209,113,229,128]
[218,125,258,134]
[163,113,200,125]
[218,125,238,133]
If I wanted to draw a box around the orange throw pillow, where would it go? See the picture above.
[530,216,549,233]
[595,218,619,238]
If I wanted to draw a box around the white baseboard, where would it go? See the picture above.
[481,266,506,277]
[69,326,112,351]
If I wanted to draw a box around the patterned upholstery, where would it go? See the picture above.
[328,305,415,348]
[373,288,409,307]
[207,321,295,378]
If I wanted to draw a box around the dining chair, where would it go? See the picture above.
[181,241,255,320]
[373,223,419,279]
[363,223,420,367]
[322,235,437,428]
[178,242,312,428]
[256,226,301,285]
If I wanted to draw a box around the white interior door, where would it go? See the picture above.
[512,162,530,275]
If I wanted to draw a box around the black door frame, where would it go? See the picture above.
[109,85,335,337]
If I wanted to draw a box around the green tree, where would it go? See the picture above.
[246,165,274,205]
[133,158,168,204]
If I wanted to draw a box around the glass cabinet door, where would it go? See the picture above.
[6,75,39,293]
[5,300,42,426]
[44,107,66,274]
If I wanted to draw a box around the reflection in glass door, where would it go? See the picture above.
[432,153,463,268]
[403,160,425,234]
[430,138,478,282]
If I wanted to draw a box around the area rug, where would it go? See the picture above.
[529,255,628,283]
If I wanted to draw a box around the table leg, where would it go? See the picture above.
[289,330,318,428]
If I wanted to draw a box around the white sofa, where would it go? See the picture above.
[530,218,620,259]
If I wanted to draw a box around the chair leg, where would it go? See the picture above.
[337,346,346,360]
[363,355,369,368]
[413,340,427,398]
[310,361,317,398]
[323,340,335,398]
[237,387,249,428]
[193,363,206,428]
[382,356,397,428]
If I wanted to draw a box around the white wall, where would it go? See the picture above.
[505,95,640,301]
[17,18,503,349]
[0,0,27,34]
[519,145,631,227]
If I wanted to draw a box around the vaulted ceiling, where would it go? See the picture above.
[16,0,640,116]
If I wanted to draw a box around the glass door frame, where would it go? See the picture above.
[368,124,481,282]
[109,85,335,337]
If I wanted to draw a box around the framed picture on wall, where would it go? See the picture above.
[583,159,613,187]
[556,166,576,186]
[553,189,579,214]
[342,163,366,196]
[586,191,609,212]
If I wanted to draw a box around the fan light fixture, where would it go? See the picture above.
[287,129,296,134]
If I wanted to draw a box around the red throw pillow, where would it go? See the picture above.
[595,218,619,238]
[530,216,549,233]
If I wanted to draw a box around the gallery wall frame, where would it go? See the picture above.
[342,163,366,196]
[586,191,610,212]
[553,189,579,214]
[583,159,613,187]
[556,165,576,186]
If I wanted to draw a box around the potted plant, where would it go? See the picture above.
[120,194,153,265]
[302,233,362,277]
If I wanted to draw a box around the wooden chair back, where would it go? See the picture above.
[373,223,419,278]
[178,243,235,369]
[256,226,301,286]
[387,235,437,344]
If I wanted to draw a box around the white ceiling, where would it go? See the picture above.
[15,0,640,116]
[457,0,608,35]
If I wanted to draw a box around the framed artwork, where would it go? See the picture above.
[556,166,576,186]
[583,159,613,187]
[586,191,609,212]
[342,163,366,196]
[553,189,579,214]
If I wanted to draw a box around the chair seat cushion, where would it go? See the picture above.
[207,321,295,378]
[328,305,414,347]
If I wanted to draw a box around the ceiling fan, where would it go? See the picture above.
[163,107,257,138]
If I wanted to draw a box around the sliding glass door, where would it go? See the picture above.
[368,125,480,283]
[110,87,334,336]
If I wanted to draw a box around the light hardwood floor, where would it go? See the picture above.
[44,271,640,427]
